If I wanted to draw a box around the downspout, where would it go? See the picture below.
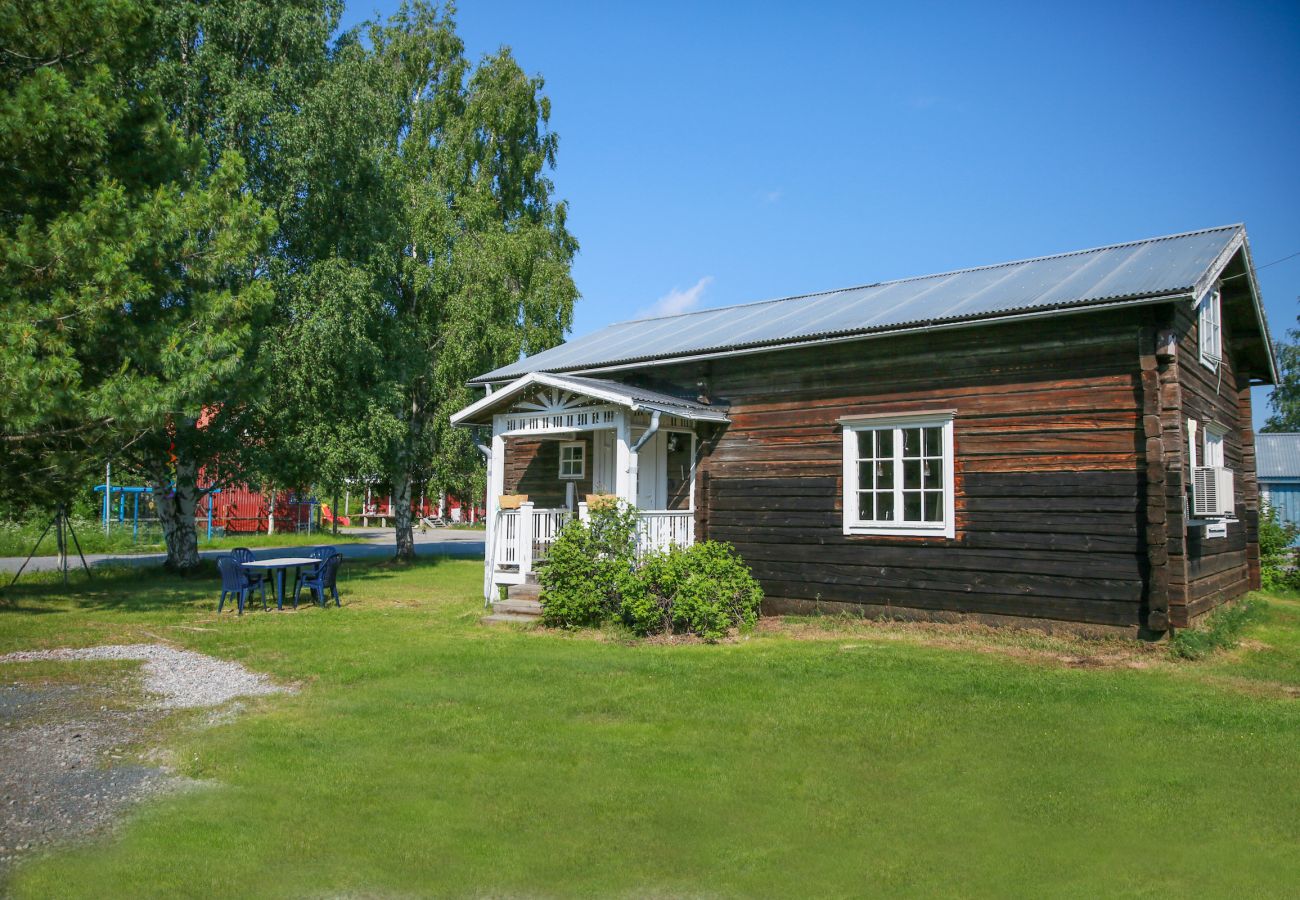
[631,409,662,453]
[627,410,661,510]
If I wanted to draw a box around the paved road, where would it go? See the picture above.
[0,527,486,574]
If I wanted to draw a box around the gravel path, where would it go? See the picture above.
[0,644,286,709]
[0,645,287,876]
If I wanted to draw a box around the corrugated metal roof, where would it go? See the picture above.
[1256,433,1300,479]
[474,224,1245,383]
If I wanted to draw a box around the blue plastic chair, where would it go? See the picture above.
[297,554,342,607]
[230,547,268,589]
[293,546,340,596]
[217,555,266,615]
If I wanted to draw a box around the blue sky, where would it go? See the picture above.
[343,0,1300,425]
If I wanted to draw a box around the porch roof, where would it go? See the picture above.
[449,372,730,428]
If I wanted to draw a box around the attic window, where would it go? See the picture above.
[1198,285,1222,369]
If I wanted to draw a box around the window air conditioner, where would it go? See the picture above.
[1191,466,1234,519]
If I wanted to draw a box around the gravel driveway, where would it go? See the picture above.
[0,645,287,876]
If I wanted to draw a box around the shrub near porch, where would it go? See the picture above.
[537,502,762,639]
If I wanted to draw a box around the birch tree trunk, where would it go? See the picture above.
[152,455,202,572]
[393,472,415,561]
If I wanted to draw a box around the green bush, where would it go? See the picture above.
[537,501,639,629]
[1258,502,1299,592]
[539,501,764,640]
[621,542,763,641]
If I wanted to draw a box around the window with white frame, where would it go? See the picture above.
[1198,285,1222,368]
[1203,425,1226,468]
[842,413,955,537]
[558,441,585,479]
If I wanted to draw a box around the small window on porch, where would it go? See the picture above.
[559,441,585,480]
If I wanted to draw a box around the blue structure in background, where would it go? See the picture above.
[1256,433,1300,545]
[93,484,222,541]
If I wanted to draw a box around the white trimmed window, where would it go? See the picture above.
[1198,285,1222,368]
[842,413,955,537]
[1203,425,1226,468]
[558,441,585,479]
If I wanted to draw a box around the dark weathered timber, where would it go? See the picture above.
[631,310,1156,626]
[1166,286,1258,623]
[502,436,591,508]
[1140,312,1172,630]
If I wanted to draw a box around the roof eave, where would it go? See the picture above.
[451,371,730,426]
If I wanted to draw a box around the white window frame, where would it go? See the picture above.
[558,441,585,480]
[841,412,955,538]
[1202,425,1226,469]
[1198,284,1222,370]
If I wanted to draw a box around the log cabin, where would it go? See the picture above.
[451,225,1277,634]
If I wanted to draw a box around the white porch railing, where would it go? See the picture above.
[492,504,572,580]
[635,510,695,558]
[493,509,520,569]
[492,505,695,580]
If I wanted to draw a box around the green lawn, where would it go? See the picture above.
[1,562,1298,897]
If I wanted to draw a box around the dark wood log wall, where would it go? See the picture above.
[1169,299,1258,626]
[642,309,1156,629]
[502,437,591,508]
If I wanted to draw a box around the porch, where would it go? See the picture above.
[449,372,729,600]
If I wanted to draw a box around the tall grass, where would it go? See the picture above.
[1169,597,1264,660]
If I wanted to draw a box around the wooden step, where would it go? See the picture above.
[493,598,542,616]
[481,613,539,625]
[506,583,541,601]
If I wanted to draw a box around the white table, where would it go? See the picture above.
[241,557,321,609]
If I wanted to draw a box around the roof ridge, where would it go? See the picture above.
[620,224,1244,326]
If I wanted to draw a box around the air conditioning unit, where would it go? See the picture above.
[1191,466,1235,518]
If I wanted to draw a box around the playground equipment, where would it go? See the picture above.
[94,483,223,540]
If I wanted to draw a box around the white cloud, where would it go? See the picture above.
[639,275,714,318]
[762,189,782,205]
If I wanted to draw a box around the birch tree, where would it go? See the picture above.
[276,2,578,560]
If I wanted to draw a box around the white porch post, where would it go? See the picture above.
[518,501,535,576]
[615,410,636,505]
[483,424,506,601]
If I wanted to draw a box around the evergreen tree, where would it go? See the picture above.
[0,0,271,547]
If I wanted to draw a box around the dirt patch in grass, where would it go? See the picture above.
[759,614,1163,669]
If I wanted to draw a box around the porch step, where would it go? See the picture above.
[507,582,541,601]
[494,598,542,616]
[481,613,539,625]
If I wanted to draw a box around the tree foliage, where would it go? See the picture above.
[272,2,578,558]
[0,0,276,537]
[1263,329,1300,433]
[2,1,573,566]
